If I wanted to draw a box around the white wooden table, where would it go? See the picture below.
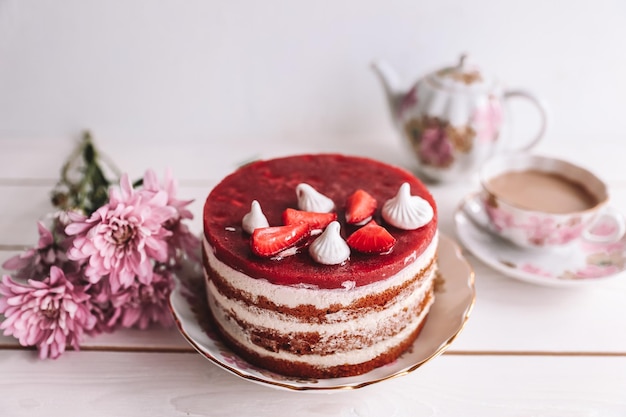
[1,134,625,417]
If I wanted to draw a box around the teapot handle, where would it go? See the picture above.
[503,89,548,151]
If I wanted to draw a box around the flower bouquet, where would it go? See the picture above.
[0,133,200,358]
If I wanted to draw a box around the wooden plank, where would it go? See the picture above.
[1,145,625,356]
[0,350,624,417]
[2,184,626,354]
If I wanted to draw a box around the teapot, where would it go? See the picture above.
[372,54,547,182]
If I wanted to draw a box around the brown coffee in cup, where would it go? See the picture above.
[486,170,598,214]
[478,154,625,248]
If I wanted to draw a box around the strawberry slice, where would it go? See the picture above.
[346,220,396,254]
[282,208,337,230]
[251,223,310,257]
[345,189,377,225]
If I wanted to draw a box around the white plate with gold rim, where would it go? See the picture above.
[168,234,475,392]
[454,193,626,287]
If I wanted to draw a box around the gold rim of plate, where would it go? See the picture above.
[169,233,476,392]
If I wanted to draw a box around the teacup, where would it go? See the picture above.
[477,154,625,248]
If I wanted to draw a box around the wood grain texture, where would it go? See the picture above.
[0,350,624,417]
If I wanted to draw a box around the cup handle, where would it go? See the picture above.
[460,193,496,235]
[582,207,626,244]
[503,89,548,151]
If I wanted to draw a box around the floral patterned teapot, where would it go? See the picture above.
[372,54,547,182]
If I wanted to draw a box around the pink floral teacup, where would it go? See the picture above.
[477,154,625,248]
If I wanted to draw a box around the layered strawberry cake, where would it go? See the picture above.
[202,154,438,378]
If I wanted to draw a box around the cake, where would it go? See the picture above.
[202,154,438,378]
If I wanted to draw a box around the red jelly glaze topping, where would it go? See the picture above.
[203,154,438,289]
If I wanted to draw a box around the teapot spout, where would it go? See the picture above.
[371,60,405,124]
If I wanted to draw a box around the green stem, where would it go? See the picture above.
[53,130,118,215]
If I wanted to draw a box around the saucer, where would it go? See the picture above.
[169,234,475,392]
[454,193,626,287]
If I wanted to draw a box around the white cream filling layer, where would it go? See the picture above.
[207,264,435,335]
[209,286,434,367]
[204,231,438,367]
[203,232,438,309]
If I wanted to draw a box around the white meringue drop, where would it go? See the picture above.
[382,183,433,230]
[309,221,350,265]
[296,183,335,213]
[242,200,270,234]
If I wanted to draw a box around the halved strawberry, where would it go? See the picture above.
[251,223,310,257]
[345,189,377,225]
[346,220,396,254]
[282,208,337,230]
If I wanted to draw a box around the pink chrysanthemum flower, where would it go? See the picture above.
[82,280,120,334]
[142,169,193,221]
[141,169,200,261]
[3,220,76,280]
[0,267,97,359]
[101,267,175,330]
[66,174,176,292]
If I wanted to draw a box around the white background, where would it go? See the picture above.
[1,0,625,148]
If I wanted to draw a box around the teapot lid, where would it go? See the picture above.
[425,54,497,93]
